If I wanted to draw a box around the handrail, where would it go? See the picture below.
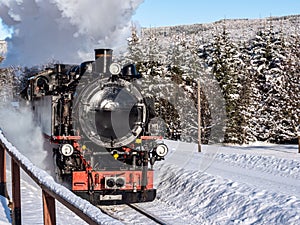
[0,130,121,225]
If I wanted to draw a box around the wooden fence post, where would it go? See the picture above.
[298,136,300,154]
[11,159,21,225]
[43,190,56,225]
[197,79,201,152]
[0,144,9,199]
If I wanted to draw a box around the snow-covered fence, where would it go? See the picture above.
[0,130,120,225]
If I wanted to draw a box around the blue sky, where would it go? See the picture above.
[133,0,300,27]
[0,0,299,39]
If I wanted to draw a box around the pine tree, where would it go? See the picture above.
[126,25,144,64]
[238,41,255,143]
[247,23,291,142]
[204,26,244,143]
[281,31,300,142]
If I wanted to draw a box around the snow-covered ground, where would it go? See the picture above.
[155,141,300,224]
[1,139,300,224]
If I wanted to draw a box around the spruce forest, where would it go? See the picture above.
[121,15,300,144]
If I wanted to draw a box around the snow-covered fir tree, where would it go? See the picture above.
[246,23,295,143]
[203,26,245,143]
[281,31,300,142]
[126,25,144,64]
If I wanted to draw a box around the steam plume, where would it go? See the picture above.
[0,0,143,66]
[0,104,48,171]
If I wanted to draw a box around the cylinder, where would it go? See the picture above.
[94,49,113,74]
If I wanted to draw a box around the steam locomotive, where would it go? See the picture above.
[21,49,168,205]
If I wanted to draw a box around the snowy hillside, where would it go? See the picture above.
[121,15,300,145]
[2,140,299,224]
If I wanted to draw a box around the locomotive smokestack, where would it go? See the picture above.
[94,49,113,75]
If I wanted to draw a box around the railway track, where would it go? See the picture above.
[126,203,168,225]
[99,203,169,225]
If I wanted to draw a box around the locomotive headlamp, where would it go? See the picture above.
[109,63,121,75]
[60,144,74,156]
[106,178,115,188]
[115,177,125,188]
[155,144,168,157]
[105,177,125,188]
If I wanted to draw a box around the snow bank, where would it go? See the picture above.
[152,141,300,224]
[155,162,300,224]
[214,151,300,179]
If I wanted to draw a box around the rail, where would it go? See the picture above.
[0,130,118,225]
[127,204,168,225]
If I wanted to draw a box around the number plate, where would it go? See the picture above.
[100,195,122,201]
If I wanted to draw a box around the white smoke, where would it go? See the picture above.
[0,0,143,66]
[0,103,50,172]
[0,70,53,173]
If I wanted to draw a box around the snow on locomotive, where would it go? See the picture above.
[21,49,168,205]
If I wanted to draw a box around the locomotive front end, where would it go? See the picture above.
[70,49,168,204]
[23,48,168,205]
